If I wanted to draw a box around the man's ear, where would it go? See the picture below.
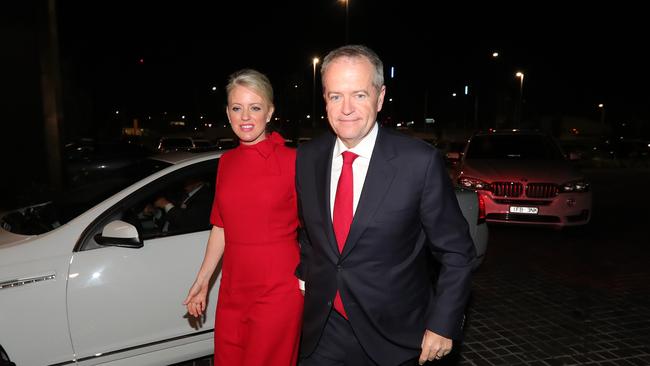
[376,85,386,112]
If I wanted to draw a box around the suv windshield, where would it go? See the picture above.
[1,159,172,235]
[465,134,565,160]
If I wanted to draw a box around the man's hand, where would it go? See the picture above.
[419,329,452,364]
[154,197,171,209]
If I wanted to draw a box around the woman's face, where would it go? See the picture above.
[226,85,274,145]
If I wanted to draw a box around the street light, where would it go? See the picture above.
[312,57,320,128]
[598,103,605,126]
[515,71,524,126]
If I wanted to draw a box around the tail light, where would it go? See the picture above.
[477,192,486,224]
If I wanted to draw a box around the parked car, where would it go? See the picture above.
[65,138,153,187]
[156,136,216,153]
[284,137,312,148]
[0,150,486,365]
[215,137,238,150]
[437,140,468,169]
[453,130,592,227]
[0,152,220,366]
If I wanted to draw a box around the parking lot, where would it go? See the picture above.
[454,167,650,366]
[175,167,649,366]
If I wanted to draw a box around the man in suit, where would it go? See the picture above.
[296,45,476,366]
[150,177,212,233]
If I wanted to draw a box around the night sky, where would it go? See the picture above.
[1,1,649,206]
[54,1,650,126]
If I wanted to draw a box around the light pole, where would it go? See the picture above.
[515,71,524,126]
[341,0,349,43]
[312,57,320,128]
[598,103,605,126]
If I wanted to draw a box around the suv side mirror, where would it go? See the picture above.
[446,152,461,161]
[94,220,143,248]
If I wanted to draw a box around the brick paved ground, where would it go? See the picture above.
[448,169,650,366]
[456,263,650,366]
[176,169,650,366]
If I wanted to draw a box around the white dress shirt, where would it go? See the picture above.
[330,122,378,221]
[299,125,379,292]
[163,183,204,212]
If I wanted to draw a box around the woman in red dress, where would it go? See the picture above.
[184,69,303,365]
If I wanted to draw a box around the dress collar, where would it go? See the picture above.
[238,132,285,158]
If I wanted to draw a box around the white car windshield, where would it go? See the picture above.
[465,135,565,160]
[1,159,171,235]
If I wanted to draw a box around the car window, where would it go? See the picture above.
[0,159,171,236]
[465,135,565,160]
[77,158,218,251]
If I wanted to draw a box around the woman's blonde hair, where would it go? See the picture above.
[226,69,274,106]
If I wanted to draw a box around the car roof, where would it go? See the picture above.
[473,129,548,137]
[149,150,226,165]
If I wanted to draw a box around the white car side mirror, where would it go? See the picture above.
[94,220,143,248]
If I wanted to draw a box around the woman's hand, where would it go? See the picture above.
[183,279,209,317]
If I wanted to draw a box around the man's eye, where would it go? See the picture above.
[355,94,367,100]
[330,95,340,101]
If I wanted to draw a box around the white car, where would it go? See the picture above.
[452,130,592,227]
[0,150,487,366]
[0,152,222,366]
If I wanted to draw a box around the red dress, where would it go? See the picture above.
[209,132,303,366]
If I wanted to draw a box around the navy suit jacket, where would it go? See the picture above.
[164,184,213,233]
[296,127,476,365]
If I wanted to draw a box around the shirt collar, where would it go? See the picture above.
[186,183,204,199]
[333,122,378,160]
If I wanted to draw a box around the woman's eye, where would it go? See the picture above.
[232,106,241,112]
[251,106,262,112]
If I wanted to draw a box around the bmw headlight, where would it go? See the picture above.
[560,179,590,193]
[458,176,490,191]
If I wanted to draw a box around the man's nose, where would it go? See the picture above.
[342,97,353,115]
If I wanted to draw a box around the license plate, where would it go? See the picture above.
[509,206,538,214]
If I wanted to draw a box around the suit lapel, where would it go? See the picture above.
[313,135,341,260]
[341,128,397,259]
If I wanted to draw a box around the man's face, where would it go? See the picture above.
[322,57,385,148]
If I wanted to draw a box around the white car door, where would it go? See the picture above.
[66,232,218,362]
[65,160,220,364]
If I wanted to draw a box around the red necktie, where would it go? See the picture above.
[332,151,358,319]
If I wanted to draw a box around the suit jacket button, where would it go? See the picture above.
[337,265,342,271]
